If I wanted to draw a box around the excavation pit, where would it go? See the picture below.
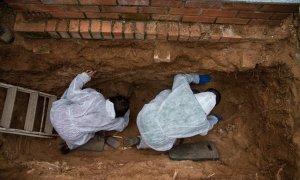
[0,35,300,179]
[0,2,300,178]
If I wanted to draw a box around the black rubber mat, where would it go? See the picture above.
[169,141,219,161]
[77,135,105,152]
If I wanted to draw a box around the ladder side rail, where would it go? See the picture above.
[0,127,58,138]
[0,82,54,97]
[0,87,17,128]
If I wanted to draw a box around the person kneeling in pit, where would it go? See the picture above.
[125,73,221,151]
[50,70,130,154]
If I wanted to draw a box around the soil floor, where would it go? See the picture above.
[1,3,300,180]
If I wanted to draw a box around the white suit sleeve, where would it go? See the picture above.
[172,74,199,90]
[69,72,91,93]
[199,115,218,136]
[116,110,130,132]
[64,72,91,98]
[105,110,130,132]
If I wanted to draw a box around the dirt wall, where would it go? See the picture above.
[1,3,300,180]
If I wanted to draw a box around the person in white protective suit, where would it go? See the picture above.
[50,70,130,154]
[125,73,221,151]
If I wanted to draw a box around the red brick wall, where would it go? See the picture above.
[5,0,299,26]
[13,12,292,43]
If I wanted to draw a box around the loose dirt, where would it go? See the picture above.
[1,3,300,180]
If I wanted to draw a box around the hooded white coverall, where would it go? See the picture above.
[137,74,218,151]
[50,72,129,150]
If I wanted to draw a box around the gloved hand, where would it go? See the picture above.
[86,69,97,78]
[199,74,211,84]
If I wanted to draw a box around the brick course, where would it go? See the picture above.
[14,17,292,42]
[135,22,145,39]
[118,0,149,6]
[69,19,81,38]
[56,20,70,38]
[101,21,112,39]
[80,20,92,39]
[90,20,102,39]
[101,6,137,13]
[6,0,297,26]
[223,3,262,11]
[80,6,100,12]
[46,20,60,38]
[112,21,123,39]
[202,9,238,17]
[124,22,134,39]
[151,0,182,7]
[121,13,150,20]
[185,1,221,9]
[169,8,200,15]
[182,16,215,23]
[189,24,200,41]
[179,23,190,41]
[79,0,116,5]
[146,21,156,40]
[41,0,78,4]
[138,7,168,14]
[156,22,168,40]
[85,12,119,19]
[168,22,179,41]
[50,11,85,18]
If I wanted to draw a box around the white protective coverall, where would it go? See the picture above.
[50,72,129,150]
[137,74,218,151]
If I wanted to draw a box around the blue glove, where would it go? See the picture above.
[199,74,211,84]
[212,114,223,121]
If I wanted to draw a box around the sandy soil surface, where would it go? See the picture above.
[1,3,300,180]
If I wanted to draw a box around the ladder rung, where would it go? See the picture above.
[44,96,56,134]
[24,92,39,131]
[1,87,17,128]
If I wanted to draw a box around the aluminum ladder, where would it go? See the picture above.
[0,82,57,138]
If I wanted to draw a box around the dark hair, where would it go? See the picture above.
[108,96,130,118]
[205,88,221,106]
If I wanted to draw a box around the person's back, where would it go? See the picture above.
[126,73,221,151]
[50,70,130,153]
[50,87,108,149]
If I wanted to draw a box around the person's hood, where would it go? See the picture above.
[105,99,116,118]
[194,92,216,115]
